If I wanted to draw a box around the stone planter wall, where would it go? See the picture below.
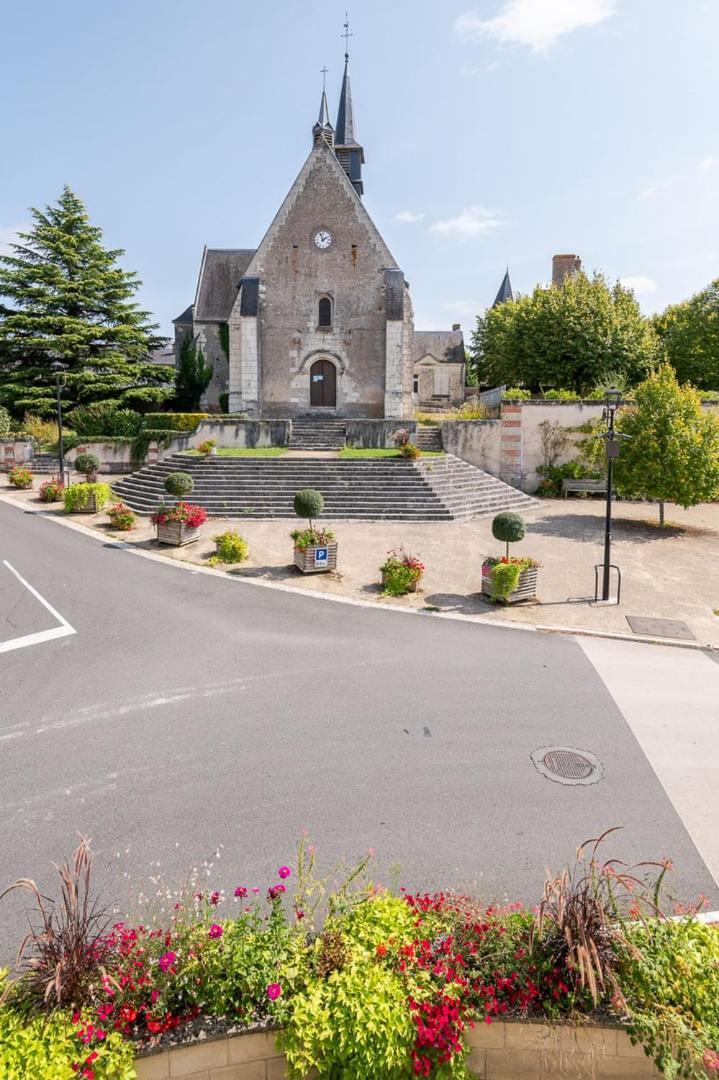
[134,1021,660,1079]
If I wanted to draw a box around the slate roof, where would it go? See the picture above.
[492,268,514,307]
[194,249,256,322]
[335,57,360,147]
[414,330,465,365]
[173,304,194,324]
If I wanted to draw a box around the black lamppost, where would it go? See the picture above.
[50,360,67,484]
[599,386,623,602]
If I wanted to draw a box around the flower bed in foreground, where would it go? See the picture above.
[0,835,717,1079]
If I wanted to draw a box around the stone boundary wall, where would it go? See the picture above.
[134,1021,660,1080]
[0,438,33,469]
[345,418,417,448]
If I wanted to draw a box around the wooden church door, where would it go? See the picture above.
[310,358,337,407]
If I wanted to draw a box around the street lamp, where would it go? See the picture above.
[50,360,67,485]
[596,386,623,603]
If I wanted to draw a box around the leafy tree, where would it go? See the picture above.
[471,273,659,393]
[614,365,719,525]
[654,279,719,390]
[174,334,213,410]
[0,186,170,417]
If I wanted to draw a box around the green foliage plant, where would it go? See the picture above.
[164,471,194,499]
[74,453,100,481]
[502,387,532,399]
[70,404,143,438]
[0,405,11,436]
[399,441,421,460]
[107,503,136,531]
[197,438,217,454]
[63,483,111,513]
[38,479,64,502]
[380,548,425,596]
[654,278,719,390]
[536,460,599,497]
[7,466,33,489]
[491,511,526,559]
[142,412,209,432]
[209,530,249,565]
[614,364,719,525]
[174,336,213,411]
[22,413,57,447]
[0,185,170,416]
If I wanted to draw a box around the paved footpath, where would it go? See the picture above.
[0,500,717,960]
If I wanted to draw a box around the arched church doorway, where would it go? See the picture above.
[309,357,337,407]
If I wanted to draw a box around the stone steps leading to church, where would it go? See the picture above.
[112,453,535,522]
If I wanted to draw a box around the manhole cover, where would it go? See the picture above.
[626,616,695,640]
[530,746,603,786]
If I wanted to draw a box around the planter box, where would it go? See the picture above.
[381,569,421,594]
[156,521,201,547]
[481,561,538,603]
[294,542,338,573]
[75,493,100,514]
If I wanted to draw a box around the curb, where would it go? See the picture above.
[1,491,717,653]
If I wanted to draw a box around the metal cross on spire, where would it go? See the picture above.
[342,13,353,58]
[320,65,328,92]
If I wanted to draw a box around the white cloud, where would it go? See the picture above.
[394,210,425,224]
[0,224,26,257]
[700,154,719,171]
[430,206,504,238]
[442,299,482,317]
[620,275,657,296]
[455,0,616,52]
[638,177,677,200]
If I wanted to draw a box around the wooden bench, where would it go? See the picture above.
[562,478,607,498]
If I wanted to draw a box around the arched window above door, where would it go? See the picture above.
[318,296,332,328]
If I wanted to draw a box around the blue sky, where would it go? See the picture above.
[1,0,718,337]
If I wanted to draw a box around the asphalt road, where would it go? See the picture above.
[0,499,716,959]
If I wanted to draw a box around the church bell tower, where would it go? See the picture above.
[333,21,365,196]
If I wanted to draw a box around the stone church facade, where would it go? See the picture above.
[174,55,464,418]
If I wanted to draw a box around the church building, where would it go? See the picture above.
[173,49,465,418]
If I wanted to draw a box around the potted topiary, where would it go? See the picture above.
[151,471,207,545]
[481,511,539,603]
[7,466,33,489]
[74,453,101,484]
[380,547,425,595]
[291,488,337,573]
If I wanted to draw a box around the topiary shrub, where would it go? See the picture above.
[74,453,101,481]
[294,488,324,529]
[491,511,526,560]
[164,471,194,499]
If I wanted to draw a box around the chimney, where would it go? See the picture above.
[452,323,461,331]
[552,254,582,287]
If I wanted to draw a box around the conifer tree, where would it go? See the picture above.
[614,365,719,525]
[0,186,170,416]
[174,335,213,410]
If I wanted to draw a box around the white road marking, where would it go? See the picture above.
[0,560,76,655]
[578,636,719,888]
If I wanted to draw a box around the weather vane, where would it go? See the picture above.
[342,13,353,57]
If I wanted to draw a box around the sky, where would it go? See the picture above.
[1,0,718,338]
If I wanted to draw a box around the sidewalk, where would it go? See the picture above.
[5,482,719,646]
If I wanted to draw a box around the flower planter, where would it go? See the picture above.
[481,560,539,603]
[156,521,202,547]
[293,542,338,573]
[76,493,99,514]
[381,569,421,593]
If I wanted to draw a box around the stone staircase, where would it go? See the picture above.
[414,426,443,452]
[112,453,535,522]
[289,419,347,451]
[30,453,62,474]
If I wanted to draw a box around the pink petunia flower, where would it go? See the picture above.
[234,886,248,898]
[278,866,291,879]
[208,924,223,939]
[158,951,176,973]
[267,982,282,1001]
[209,891,221,906]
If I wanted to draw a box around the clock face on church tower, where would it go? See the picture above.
[313,229,332,250]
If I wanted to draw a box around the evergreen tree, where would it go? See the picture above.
[654,279,719,390]
[471,273,659,393]
[614,365,719,525]
[0,186,171,416]
[174,335,213,410]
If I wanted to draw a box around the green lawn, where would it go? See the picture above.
[338,448,445,459]
[181,447,288,458]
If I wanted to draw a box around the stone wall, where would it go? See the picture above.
[134,1021,660,1080]
[185,420,291,450]
[345,419,418,448]
[441,420,502,475]
[1,438,33,470]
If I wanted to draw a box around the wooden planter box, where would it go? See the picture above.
[76,493,99,514]
[294,542,338,573]
[156,521,201,547]
[381,570,421,594]
[481,561,538,604]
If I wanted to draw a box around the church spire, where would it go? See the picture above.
[493,267,515,307]
[334,17,365,195]
[313,67,334,147]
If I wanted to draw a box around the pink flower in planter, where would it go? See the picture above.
[278,865,291,879]
[267,982,282,1001]
[208,924,223,939]
[234,886,248,898]
[209,891,221,906]
[704,1050,719,1072]
[158,951,176,973]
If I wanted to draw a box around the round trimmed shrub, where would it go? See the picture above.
[74,453,100,478]
[492,511,526,559]
[164,471,194,498]
[294,488,324,523]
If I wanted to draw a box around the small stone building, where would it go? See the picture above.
[174,51,465,418]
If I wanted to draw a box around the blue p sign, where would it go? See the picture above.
[314,546,329,568]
